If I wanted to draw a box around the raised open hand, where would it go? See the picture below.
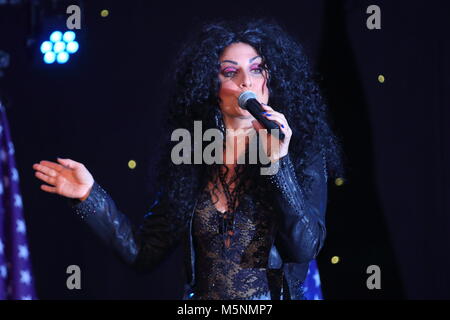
[32,158,94,201]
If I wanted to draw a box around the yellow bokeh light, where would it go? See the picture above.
[335,177,344,186]
[331,256,340,264]
[101,9,109,17]
[128,160,136,169]
[378,75,385,83]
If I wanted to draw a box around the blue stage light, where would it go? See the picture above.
[49,31,63,42]
[63,31,76,42]
[53,41,66,53]
[40,41,53,54]
[40,30,79,64]
[43,51,56,64]
[65,41,79,54]
[56,52,69,64]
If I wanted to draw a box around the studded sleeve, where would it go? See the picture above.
[68,182,184,273]
[265,151,328,264]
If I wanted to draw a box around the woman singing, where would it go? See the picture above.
[32,18,344,300]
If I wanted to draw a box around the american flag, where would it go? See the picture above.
[0,102,37,300]
[304,259,324,300]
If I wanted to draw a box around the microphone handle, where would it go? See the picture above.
[245,99,285,141]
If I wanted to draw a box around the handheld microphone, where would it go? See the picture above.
[238,91,285,141]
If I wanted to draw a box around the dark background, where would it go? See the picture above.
[0,0,448,299]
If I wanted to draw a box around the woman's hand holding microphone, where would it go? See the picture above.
[251,103,292,162]
[32,158,94,202]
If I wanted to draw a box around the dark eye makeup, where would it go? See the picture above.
[220,63,265,78]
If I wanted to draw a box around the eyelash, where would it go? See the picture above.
[221,65,264,78]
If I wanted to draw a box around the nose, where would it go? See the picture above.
[239,72,252,89]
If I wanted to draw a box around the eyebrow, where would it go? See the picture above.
[220,55,262,65]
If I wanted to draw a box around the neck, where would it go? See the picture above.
[222,114,254,131]
[221,114,256,166]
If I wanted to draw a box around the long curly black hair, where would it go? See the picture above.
[153,17,345,223]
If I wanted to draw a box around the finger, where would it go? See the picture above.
[35,171,57,186]
[41,184,57,194]
[263,115,291,140]
[261,105,289,127]
[260,103,274,112]
[262,108,287,121]
[38,160,64,173]
[34,163,59,177]
[264,111,290,128]
[263,113,287,129]
[57,158,81,170]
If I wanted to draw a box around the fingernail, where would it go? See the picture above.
[281,124,284,128]
[266,113,271,116]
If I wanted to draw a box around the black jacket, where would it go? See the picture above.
[69,152,328,300]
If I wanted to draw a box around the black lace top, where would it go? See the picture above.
[191,187,278,300]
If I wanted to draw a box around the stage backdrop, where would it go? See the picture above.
[0,0,448,299]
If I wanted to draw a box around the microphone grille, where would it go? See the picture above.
[238,91,257,109]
